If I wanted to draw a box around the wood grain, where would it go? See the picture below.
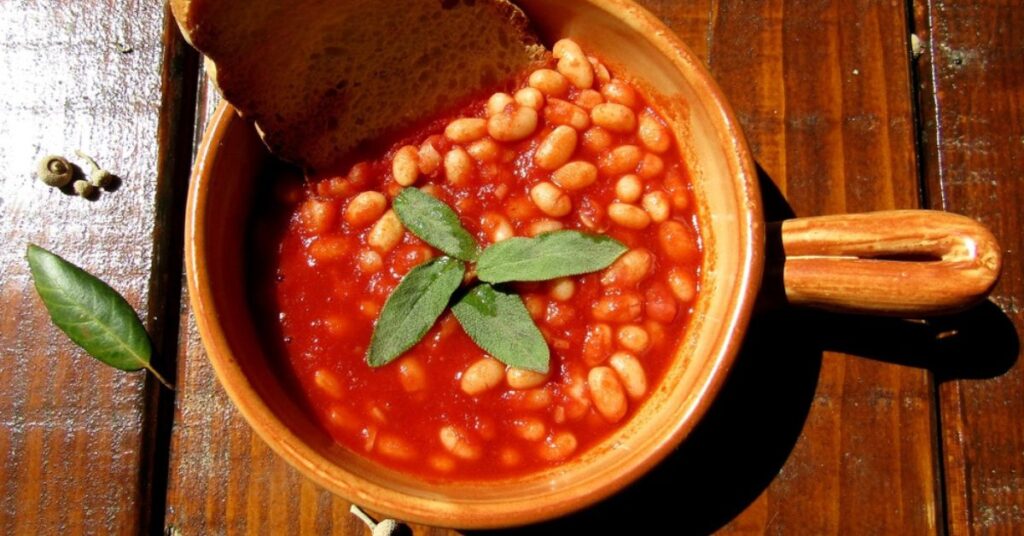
[705,1,939,533]
[0,1,190,534]
[161,1,983,534]
[160,40,461,536]
[913,0,1024,533]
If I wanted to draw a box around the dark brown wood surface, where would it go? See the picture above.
[0,2,193,534]
[913,1,1024,533]
[1,1,1021,534]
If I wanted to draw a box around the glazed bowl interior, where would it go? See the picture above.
[185,0,761,528]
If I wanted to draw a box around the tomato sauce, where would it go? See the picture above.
[248,44,701,481]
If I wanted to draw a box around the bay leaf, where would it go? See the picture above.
[26,244,172,389]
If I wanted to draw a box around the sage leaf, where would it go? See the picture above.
[452,283,549,373]
[26,244,172,389]
[476,230,627,283]
[367,256,465,366]
[393,187,480,261]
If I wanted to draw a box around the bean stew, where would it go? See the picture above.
[248,39,701,480]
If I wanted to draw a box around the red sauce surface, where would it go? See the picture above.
[248,52,701,481]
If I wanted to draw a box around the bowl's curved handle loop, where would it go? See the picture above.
[767,210,1002,316]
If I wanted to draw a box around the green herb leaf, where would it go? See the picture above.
[26,244,172,389]
[367,256,465,366]
[393,188,480,261]
[476,230,628,283]
[452,283,550,373]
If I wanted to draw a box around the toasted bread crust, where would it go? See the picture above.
[171,0,545,172]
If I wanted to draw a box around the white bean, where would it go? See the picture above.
[530,182,572,217]
[600,145,643,176]
[439,425,481,460]
[601,248,653,287]
[418,141,442,175]
[528,68,570,97]
[638,152,665,179]
[592,292,643,323]
[313,369,344,399]
[512,418,547,441]
[344,191,387,228]
[582,323,613,366]
[608,202,651,229]
[299,199,337,234]
[588,366,627,422]
[553,38,584,59]
[467,138,501,162]
[600,79,639,109]
[642,191,671,222]
[616,325,651,354]
[507,368,549,390]
[445,117,488,143]
[545,98,591,131]
[308,236,350,262]
[615,174,643,203]
[667,267,697,303]
[481,212,514,243]
[429,455,456,473]
[487,92,515,116]
[397,356,426,392]
[392,145,420,186]
[552,161,598,191]
[538,431,578,461]
[376,433,416,461]
[548,278,576,301]
[356,249,383,273]
[589,56,611,85]
[487,105,539,142]
[514,87,545,110]
[574,89,604,110]
[638,113,672,153]
[557,49,594,89]
[460,357,505,395]
[609,351,648,399]
[525,218,564,237]
[367,210,404,253]
[534,125,578,170]
[591,103,637,133]
[500,448,521,467]
[444,146,474,185]
[658,220,698,261]
[582,127,613,153]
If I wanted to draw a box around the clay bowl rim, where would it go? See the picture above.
[184,0,763,528]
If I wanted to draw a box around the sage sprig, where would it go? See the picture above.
[366,257,465,367]
[26,244,173,389]
[477,231,627,283]
[366,188,627,373]
[393,187,480,261]
[452,284,550,372]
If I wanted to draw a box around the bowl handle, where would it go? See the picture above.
[766,210,1002,315]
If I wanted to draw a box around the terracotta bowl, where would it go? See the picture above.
[185,0,1000,528]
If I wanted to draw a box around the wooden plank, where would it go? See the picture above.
[705,1,939,533]
[161,3,715,534]
[912,0,1024,533]
[163,1,941,534]
[0,2,194,534]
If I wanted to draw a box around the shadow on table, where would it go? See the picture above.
[470,167,1020,535]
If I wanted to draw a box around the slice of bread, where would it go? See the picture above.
[171,0,546,172]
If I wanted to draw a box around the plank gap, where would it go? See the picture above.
[137,8,201,536]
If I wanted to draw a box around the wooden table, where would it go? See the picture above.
[2,1,1021,533]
